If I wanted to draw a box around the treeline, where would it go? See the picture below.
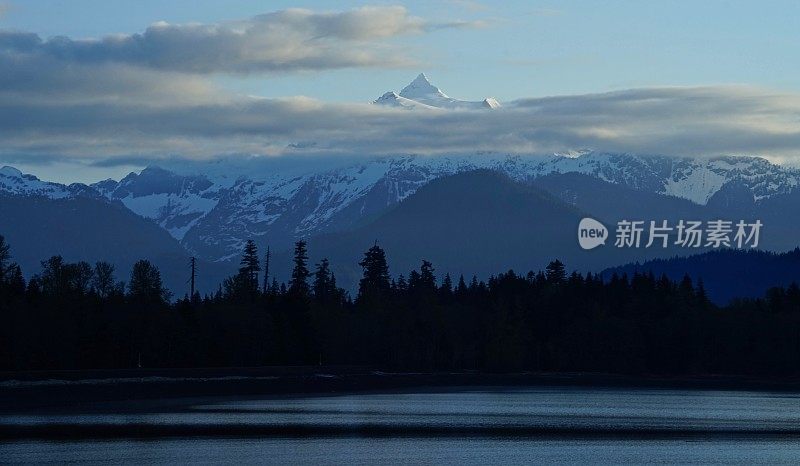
[1,235,800,375]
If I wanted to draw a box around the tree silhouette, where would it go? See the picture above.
[313,258,338,304]
[289,240,310,297]
[239,239,261,291]
[0,235,10,282]
[545,259,566,283]
[357,244,390,304]
[3,231,800,377]
[129,259,168,303]
[92,261,117,299]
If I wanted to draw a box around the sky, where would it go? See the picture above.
[1,0,799,183]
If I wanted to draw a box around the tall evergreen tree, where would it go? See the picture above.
[545,259,566,284]
[420,260,436,288]
[456,274,468,295]
[441,273,453,292]
[439,273,453,300]
[313,258,336,304]
[289,240,310,297]
[409,260,436,295]
[469,275,480,291]
[357,244,390,303]
[394,274,408,294]
[262,246,271,295]
[239,240,261,290]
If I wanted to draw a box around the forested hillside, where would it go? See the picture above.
[2,235,799,375]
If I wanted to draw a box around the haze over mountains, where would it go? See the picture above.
[2,75,799,297]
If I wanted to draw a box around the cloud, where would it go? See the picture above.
[0,50,220,106]
[1,85,799,163]
[0,6,476,75]
[0,5,486,109]
[0,6,799,168]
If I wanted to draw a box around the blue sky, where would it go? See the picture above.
[4,0,799,101]
[1,1,799,182]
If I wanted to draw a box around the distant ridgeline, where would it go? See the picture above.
[1,234,800,375]
[604,248,800,305]
[3,161,800,295]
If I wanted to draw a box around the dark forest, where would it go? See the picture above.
[1,234,800,375]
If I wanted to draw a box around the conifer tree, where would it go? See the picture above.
[419,260,436,289]
[394,274,408,294]
[289,240,310,297]
[313,258,336,304]
[455,274,467,296]
[239,240,260,290]
[262,246,271,294]
[409,260,436,296]
[439,273,453,300]
[470,275,479,290]
[545,259,566,283]
[357,244,390,303]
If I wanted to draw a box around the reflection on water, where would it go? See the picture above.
[3,387,800,464]
[6,438,800,465]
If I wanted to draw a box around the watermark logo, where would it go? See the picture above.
[578,217,608,250]
[578,218,763,250]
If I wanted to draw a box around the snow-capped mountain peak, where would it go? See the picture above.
[0,165,94,199]
[375,73,501,110]
[399,73,449,100]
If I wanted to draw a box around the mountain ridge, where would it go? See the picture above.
[4,151,799,263]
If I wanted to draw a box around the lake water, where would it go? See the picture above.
[3,386,800,464]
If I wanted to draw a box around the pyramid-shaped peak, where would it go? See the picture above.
[400,73,448,99]
[413,73,431,84]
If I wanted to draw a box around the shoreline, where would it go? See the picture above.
[4,367,800,412]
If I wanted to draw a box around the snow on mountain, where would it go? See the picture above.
[0,165,98,199]
[372,91,438,110]
[374,73,501,110]
[482,97,501,109]
[82,152,799,262]
[4,152,799,264]
[540,152,800,204]
[93,166,223,240]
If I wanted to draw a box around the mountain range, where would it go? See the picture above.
[87,151,799,261]
[2,75,799,297]
[4,152,799,296]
